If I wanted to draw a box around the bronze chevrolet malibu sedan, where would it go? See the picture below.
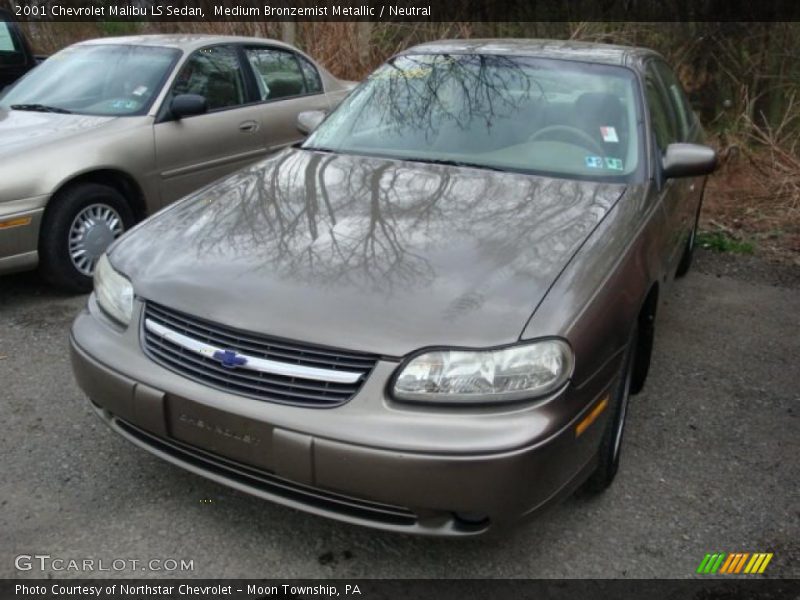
[70,40,716,535]
[0,34,352,290]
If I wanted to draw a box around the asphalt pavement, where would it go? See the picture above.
[1,249,798,579]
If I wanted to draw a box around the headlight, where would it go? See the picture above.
[94,254,133,326]
[392,339,574,404]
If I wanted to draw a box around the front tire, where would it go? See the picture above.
[39,183,134,293]
[583,326,638,492]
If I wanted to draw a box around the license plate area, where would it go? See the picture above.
[165,395,274,471]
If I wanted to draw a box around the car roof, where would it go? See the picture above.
[75,34,297,54]
[401,38,661,67]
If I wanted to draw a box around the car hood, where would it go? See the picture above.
[113,149,625,357]
[0,108,116,158]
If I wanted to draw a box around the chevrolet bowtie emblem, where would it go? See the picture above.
[212,349,248,369]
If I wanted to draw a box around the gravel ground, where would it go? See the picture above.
[1,248,798,579]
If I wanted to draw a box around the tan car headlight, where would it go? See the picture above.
[94,254,133,326]
[392,339,574,404]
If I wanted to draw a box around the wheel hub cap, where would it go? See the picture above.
[69,204,124,276]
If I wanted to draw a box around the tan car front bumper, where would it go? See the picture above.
[69,299,618,536]
[0,197,47,275]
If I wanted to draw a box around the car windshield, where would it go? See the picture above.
[304,53,643,181]
[0,44,180,116]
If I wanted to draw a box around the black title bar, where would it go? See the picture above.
[3,0,800,22]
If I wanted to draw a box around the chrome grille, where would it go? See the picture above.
[141,301,378,407]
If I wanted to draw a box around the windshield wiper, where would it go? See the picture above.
[402,157,506,172]
[300,144,334,153]
[10,103,72,114]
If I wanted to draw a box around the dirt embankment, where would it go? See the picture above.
[702,149,800,266]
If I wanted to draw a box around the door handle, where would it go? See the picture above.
[239,120,259,133]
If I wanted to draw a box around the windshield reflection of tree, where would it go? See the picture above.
[161,146,615,305]
[361,54,541,146]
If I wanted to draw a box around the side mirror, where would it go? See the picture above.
[170,94,207,120]
[296,110,326,135]
[662,143,717,179]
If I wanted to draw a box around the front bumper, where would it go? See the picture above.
[0,203,44,275]
[0,197,47,275]
[70,299,619,536]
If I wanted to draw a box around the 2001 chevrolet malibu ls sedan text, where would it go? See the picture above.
[70,40,716,535]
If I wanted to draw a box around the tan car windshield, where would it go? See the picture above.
[1,44,179,116]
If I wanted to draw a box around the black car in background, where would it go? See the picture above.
[0,9,39,90]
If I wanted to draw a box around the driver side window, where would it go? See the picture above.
[652,60,695,140]
[644,75,678,154]
[172,45,246,111]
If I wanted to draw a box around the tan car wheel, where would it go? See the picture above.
[39,183,134,293]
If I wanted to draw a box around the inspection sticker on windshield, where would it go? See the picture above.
[132,86,148,97]
[604,157,624,171]
[600,126,619,143]
[585,156,604,169]
[111,99,138,110]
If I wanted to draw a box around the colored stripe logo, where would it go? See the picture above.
[696,552,773,574]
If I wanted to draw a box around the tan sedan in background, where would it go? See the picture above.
[0,34,352,290]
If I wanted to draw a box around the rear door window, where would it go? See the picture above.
[297,55,323,94]
[244,47,310,101]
